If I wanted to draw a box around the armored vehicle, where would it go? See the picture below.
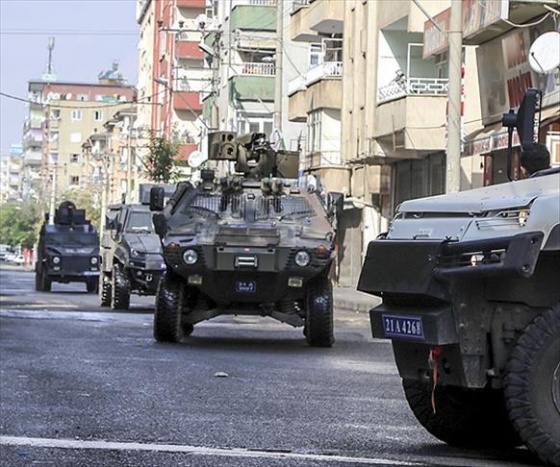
[99,185,171,310]
[150,131,337,347]
[35,201,100,293]
[357,88,559,465]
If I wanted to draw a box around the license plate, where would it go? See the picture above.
[235,280,256,293]
[382,314,424,339]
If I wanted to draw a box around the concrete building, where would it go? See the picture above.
[136,0,210,173]
[24,71,136,208]
[201,0,305,154]
[0,144,23,202]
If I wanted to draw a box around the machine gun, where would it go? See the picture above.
[207,131,299,179]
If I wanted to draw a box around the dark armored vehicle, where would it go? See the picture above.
[358,89,559,465]
[99,186,170,310]
[150,131,337,347]
[35,201,100,293]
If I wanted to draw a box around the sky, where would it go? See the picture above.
[0,0,140,156]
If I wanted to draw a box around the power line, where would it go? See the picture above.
[0,90,164,109]
[0,30,138,36]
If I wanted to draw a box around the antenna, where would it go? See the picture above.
[42,36,57,83]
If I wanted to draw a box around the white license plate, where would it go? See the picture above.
[382,314,424,339]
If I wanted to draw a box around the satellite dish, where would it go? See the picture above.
[529,32,560,74]
[188,150,207,168]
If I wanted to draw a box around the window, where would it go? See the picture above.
[309,43,322,69]
[94,111,104,121]
[51,109,61,120]
[49,132,59,143]
[70,153,80,164]
[49,152,58,164]
[307,111,322,153]
[77,94,89,101]
[71,109,82,121]
[70,175,80,186]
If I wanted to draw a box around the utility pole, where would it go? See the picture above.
[273,1,284,133]
[446,0,463,193]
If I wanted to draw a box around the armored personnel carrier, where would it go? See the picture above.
[99,185,172,310]
[35,201,100,293]
[357,88,559,465]
[150,131,337,347]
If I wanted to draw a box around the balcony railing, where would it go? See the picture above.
[292,0,310,12]
[377,77,449,104]
[231,62,275,76]
[232,0,276,6]
[305,61,342,86]
[305,150,341,170]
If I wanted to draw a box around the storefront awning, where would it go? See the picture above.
[463,105,560,157]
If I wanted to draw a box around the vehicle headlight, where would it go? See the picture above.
[294,250,310,267]
[182,249,198,265]
[52,256,61,265]
[90,256,99,265]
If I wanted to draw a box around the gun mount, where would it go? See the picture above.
[207,131,299,179]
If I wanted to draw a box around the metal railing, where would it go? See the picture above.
[232,62,276,76]
[231,0,276,6]
[377,77,449,104]
[305,61,342,87]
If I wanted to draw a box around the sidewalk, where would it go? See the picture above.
[333,286,380,313]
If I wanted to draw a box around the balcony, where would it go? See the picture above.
[377,77,448,104]
[290,0,343,41]
[305,61,342,87]
[230,2,276,31]
[23,150,42,165]
[176,40,204,60]
[231,62,275,77]
[229,75,275,102]
[176,0,206,8]
[173,91,202,112]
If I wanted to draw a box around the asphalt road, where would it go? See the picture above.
[0,266,544,467]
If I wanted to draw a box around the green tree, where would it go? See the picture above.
[0,199,43,248]
[144,135,180,183]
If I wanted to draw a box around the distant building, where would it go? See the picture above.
[22,68,136,204]
[0,144,23,201]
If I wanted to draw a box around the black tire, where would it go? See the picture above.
[111,264,130,310]
[402,379,519,448]
[154,271,184,343]
[305,274,334,347]
[99,273,112,307]
[35,268,43,292]
[86,279,98,294]
[505,305,560,467]
[41,268,52,293]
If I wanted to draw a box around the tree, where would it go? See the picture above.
[0,199,43,248]
[144,135,180,183]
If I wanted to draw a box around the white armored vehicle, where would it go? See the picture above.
[358,89,559,465]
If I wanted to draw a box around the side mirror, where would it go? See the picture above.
[150,187,165,211]
[152,213,167,237]
[327,192,344,218]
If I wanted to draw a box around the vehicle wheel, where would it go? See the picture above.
[111,264,130,310]
[403,379,519,448]
[35,268,43,292]
[505,304,560,467]
[86,278,98,294]
[41,268,52,293]
[99,273,112,307]
[154,271,184,343]
[304,274,334,347]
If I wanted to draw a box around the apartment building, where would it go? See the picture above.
[201,0,305,154]
[82,106,141,210]
[24,73,136,207]
[136,0,210,173]
[461,0,560,184]
[0,144,23,202]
